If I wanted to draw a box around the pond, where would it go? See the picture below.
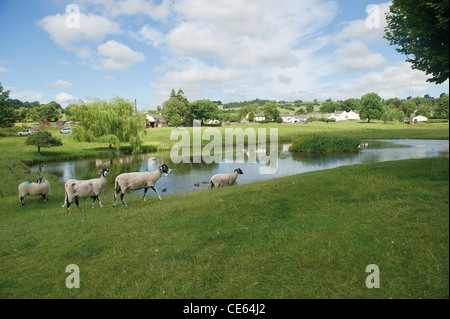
[31,139,449,196]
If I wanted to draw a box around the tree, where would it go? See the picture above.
[319,101,340,113]
[435,94,449,119]
[25,131,62,155]
[262,101,281,122]
[189,99,221,125]
[0,83,16,128]
[161,89,190,125]
[248,111,255,122]
[384,0,449,84]
[360,93,385,122]
[72,97,146,154]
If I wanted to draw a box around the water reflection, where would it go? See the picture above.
[32,139,449,196]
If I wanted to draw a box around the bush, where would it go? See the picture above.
[290,135,361,153]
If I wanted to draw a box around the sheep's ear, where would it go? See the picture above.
[98,169,102,175]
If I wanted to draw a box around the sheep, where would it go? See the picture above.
[62,168,109,214]
[113,163,172,207]
[18,175,50,205]
[208,168,243,189]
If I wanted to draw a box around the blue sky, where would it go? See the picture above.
[0,0,448,110]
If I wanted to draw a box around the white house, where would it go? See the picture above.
[280,114,294,123]
[245,113,266,122]
[146,114,167,128]
[412,115,428,123]
[346,110,360,120]
[330,111,348,121]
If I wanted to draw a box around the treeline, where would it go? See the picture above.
[0,83,64,127]
[319,93,449,122]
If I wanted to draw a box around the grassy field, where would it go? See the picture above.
[0,122,448,298]
[0,157,448,298]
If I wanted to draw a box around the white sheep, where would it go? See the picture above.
[62,169,109,214]
[208,168,243,189]
[113,164,172,207]
[18,175,50,205]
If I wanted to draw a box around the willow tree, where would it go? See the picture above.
[72,97,146,154]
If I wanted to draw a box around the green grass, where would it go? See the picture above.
[0,158,448,298]
[290,135,361,153]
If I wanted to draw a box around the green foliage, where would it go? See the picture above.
[360,93,385,122]
[161,89,190,126]
[289,134,361,153]
[0,83,16,128]
[319,101,340,113]
[189,99,221,125]
[248,110,255,122]
[384,0,449,84]
[71,96,145,154]
[262,101,281,122]
[25,131,62,155]
[434,94,449,119]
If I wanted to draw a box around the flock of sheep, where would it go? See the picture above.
[18,164,244,213]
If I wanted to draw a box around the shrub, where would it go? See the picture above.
[290,134,361,153]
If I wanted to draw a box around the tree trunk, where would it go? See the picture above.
[38,146,41,155]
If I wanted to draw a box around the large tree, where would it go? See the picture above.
[72,96,146,154]
[384,0,449,84]
[0,83,16,128]
[189,99,221,125]
[360,93,385,122]
[262,101,281,122]
[161,89,190,126]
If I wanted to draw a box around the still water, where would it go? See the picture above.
[32,139,449,196]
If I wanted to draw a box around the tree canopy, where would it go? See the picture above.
[0,83,16,128]
[71,97,146,154]
[360,93,385,122]
[384,0,449,84]
[25,131,62,155]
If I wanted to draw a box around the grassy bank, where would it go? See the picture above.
[0,157,448,298]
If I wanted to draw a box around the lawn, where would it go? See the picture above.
[0,157,448,298]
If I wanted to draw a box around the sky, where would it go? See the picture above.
[0,0,448,110]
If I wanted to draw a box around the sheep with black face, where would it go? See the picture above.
[208,168,243,189]
[62,168,109,214]
[113,164,172,207]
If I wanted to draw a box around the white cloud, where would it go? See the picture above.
[335,40,388,73]
[55,92,76,104]
[38,12,121,49]
[334,2,392,44]
[103,74,115,80]
[45,79,74,89]
[336,62,433,99]
[151,61,242,101]
[7,87,43,102]
[94,40,146,71]
[136,25,165,48]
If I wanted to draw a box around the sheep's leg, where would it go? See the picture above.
[151,186,162,200]
[42,194,47,203]
[142,188,148,201]
[91,196,97,208]
[120,193,127,207]
[75,196,83,210]
[67,200,71,214]
[97,196,103,208]
[20,196,25,205]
